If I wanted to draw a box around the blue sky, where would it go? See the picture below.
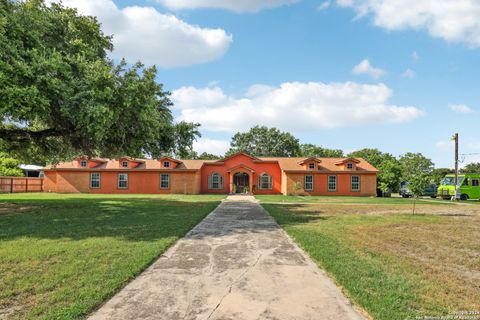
[59,0,480,167]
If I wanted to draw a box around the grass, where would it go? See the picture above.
[255,194,456,205]
[0,193,224,320]
[263,201,480,320]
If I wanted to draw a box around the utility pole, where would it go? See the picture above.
[454,133,460,200]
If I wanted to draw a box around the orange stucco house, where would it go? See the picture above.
[44,152,378,196]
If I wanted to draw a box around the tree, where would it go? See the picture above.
[300,144,344,158]
[398,153,434,213]
[171,122,201,159]
[348,148,402,192]
[227,126,300,157]
[196,152,221,160]
[408,172,431,214]
[432,168,454,184]
[0,152,24,176]
[399,152,434,181]
[461,162,480,174]
[183,151,221,160]
[0,0,199,162]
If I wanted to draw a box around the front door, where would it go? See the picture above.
[233,172,249,193]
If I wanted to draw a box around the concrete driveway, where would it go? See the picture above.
[89,197,365,320]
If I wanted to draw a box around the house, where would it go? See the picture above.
[43,152,378,196]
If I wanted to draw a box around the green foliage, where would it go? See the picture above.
[300,143,344,157]
[0,0,199,162]
[348,148,402,192]
[0,152,23,176]
[292,181,302,195]
[227,126,300,157]
[431,168,454,184]
[196,152,221,160]
[460,162,480,174]
[399,153,434,199]
[171,122,201,159]
[399,153,434,179]
[183,151,221,160]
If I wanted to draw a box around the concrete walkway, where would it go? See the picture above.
[89,198,365,320]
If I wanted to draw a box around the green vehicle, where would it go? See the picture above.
[437,173,480,200]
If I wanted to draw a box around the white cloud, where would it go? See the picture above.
[157,0,299,13]
[435,140,454,150]
[352,59,386,79]
[449,104,473,113]
[317,1,331,11]
[402,68,416,78]
[50,0,232,68]
[337,0,480,47]
[193,138,230,155]
[172,82,425,133]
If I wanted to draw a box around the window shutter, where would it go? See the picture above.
[258,176,261,189]
[219,176,223,189]
[208,175,212,189]
[269,176,273,189]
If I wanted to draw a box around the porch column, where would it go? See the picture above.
[228,172,233,194]
[249,172,253,194]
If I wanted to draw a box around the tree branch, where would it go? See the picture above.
[0,128,69,142]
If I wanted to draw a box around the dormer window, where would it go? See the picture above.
[308,163,315,170]
[347,163,353,169]
[80,160,87,168]
[163,161,170,168]
[121,160,129,168]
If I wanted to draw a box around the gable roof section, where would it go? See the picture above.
[298,157,322,165]
[334,157,361,165]
[226,164,256,173]
[158,156,183,164]
[219,151,260,162]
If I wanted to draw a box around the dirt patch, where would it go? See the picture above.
[0,203,36,215]
[282,203,480,217]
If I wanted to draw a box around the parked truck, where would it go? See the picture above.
[437,173,480,200]
[399,181,437,198]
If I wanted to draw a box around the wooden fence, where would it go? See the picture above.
[0,177,44,193]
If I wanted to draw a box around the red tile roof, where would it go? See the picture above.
[46,156,378,172]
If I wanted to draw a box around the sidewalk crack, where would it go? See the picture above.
[206,253,262,320]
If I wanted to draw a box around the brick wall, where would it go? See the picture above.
[284,172,376,196]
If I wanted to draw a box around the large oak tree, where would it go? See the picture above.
[0,0,199,162]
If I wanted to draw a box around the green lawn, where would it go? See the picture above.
[0,193,224,320]
[255,194,454,205]
[263,202,480,320]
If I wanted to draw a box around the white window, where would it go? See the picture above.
[208,173,223,189]
[80,160,87,167]
[328,176,337,191]
[308,163,315,170]
[160,173,170,189]
[351,176,360,192]
[258,173,273,190]
[118,173,128,189]
[163,161,170,168]
[346,163,353,169]
[304,175,313,191]
[90,173,100,188]
[121,160,129,168]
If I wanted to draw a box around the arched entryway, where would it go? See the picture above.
[233,172,250,193]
